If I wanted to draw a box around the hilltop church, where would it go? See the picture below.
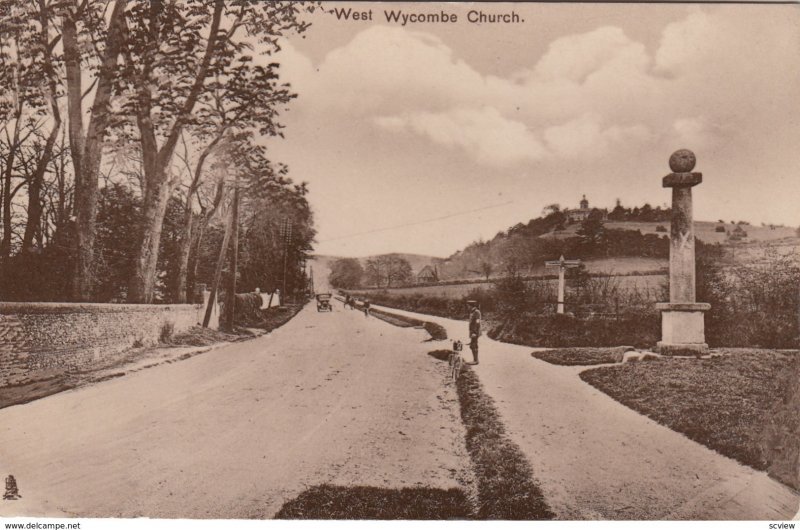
[566,195,608,224]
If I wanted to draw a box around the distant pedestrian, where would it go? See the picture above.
[467,300,481,365]
[363,299,371,318]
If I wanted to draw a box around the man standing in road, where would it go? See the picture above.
[467,300,481,365]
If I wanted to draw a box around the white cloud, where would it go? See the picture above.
[375,107,546,166]
[654,10,712,76]
[544,113,651,159]
[279,23,663,166]
[305,26,488,115]
[533,26,650,84]
[672,117,711,150]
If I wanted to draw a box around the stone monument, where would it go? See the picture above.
[656,149,710,355]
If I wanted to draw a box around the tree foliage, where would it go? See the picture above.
[328,258,364,290]
[0,1,320,304]
[365,255,413,288]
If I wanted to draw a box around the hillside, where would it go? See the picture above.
[543,220,796,245]
[435,207,799,281]
[311,214,798,290]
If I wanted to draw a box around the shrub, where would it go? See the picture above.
[159,321,175,343]
[488,311,659,349]
[229,292,265,326]
[492,275,532,314]
[698,251,799,348]
[464,287,496,314]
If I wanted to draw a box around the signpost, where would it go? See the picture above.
[545,255,582,314]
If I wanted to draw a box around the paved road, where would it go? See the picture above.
[374,304,800,520]
[0,304,472,518]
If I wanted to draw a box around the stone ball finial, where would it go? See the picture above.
[669,149,696,173]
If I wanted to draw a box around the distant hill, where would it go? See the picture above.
[309,212,798,290]
[435,206,799,281]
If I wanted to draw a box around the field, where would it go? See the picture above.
[355,272,667,302]
[543,221,796,245]
[526,256,666,276]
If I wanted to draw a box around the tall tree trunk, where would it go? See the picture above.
[174,132,224,303]
[126,0,224,303]
[23,89,61,250]
[128,173,172,303]
[1,157,12,258]
[24,0,62,253]
[63,0,127,301]
[187,219,206,302]
[22,169,43,252]
[1,113,21,259]
[175,207,194,303]
[62,8,86,296]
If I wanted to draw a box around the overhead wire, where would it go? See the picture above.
[318,200,515,243]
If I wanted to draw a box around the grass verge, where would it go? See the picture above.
[531,346,635,366]
[0,375,75,410]
[258,304,304,332]
[274,485,471,519]
[580,348,800,490]
[761,352,800,489]
[428,349,554,519]
[369,307,448,341]
[161,326,242,347]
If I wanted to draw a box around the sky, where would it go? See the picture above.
[263,1,800,258]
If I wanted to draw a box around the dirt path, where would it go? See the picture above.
[371,304,800,520]
[0,303,472,518]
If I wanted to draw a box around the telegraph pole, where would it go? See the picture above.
[203,196,234,328]
[280,217,293,303]
[224,176,240,331]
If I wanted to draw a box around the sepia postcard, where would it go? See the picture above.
[0,1,798,528]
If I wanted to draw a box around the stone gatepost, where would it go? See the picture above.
[655,149,710,355]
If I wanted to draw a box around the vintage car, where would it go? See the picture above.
[315,293,332,312]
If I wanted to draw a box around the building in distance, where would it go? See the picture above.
[566,195,608,224]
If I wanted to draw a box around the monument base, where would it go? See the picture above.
[655,302,711,356]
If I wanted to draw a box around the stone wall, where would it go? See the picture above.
[0,301,214,388]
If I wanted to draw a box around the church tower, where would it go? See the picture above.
[580,194,589,210]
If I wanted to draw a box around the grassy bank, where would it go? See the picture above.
[369,308,448,341]
[580,349,800,489]
[531,346,636,366]
[275,485,472,519]
[342,296,449,341]
[425,349,554,519]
